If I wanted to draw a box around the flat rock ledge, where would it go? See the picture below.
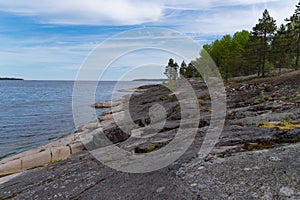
[0,133,85,177]
[0,99,124,179]
[1,71,300,199]
[91,101,121,109]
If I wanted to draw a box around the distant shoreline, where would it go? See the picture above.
[0,78,24,80]
[133,79,167,82]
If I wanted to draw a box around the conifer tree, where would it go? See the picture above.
[251,9,277,76]
[286,2,300,70]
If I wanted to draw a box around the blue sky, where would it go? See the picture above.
[0,0,298,80]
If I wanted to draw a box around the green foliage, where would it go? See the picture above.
[294,92,300,100]
[166,5,299,80]
[264,60,274,74]
[259,91,266,103]
[271,24,294,71]
[179,60,201,78]
[285,2,300,70]
[251,9,277,77]
[193,30,251,80]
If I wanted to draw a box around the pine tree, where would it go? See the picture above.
[219,35,233,81]
[232,30,250,76]
[164,58,179,81]
[286,2,300,70]
[271,24,293,72]
[243,34,261,76]
[179,61,187,78]
[187,62,200,78]
[252,9,277,77]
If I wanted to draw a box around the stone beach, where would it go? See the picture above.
[0,71,300,199]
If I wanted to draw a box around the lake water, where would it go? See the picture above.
[0,80,158,159]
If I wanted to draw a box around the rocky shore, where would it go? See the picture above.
[0,71,300,199]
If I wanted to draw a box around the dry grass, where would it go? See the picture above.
[258,120,300,130]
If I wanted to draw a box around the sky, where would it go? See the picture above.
[0,0,298,80]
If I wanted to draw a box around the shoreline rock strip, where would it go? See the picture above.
[0,133,85,177]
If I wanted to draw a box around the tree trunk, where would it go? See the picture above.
[295,28,300,70]
[258,37,263,77]
[262,31,267,77]
[225,65,229,82]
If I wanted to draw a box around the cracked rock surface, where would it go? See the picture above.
[1,71,300,199]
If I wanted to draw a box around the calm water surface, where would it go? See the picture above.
[0,80,157,159]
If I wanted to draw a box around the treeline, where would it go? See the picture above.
[0,78,23,80]
[166,3,300,81]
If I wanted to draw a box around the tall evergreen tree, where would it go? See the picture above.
[252,9,277,77]
[286,2,300,70]
[232,30,250,75]
[179,61,187,78]
[164,58,179,81]
[244,34,262,76]
[187,62,200,78]
[199,31,250,79]
[219,35,233,81]
[271,24,293,72]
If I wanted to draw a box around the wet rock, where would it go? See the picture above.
[91,101,121,109]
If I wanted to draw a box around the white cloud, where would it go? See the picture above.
[0,0,292,26]
[0,0,298,80]
[155,0,298,34]
[0,0,162,25]
[0,0,297,34]
[0,35,95,70]
[161,0,279,10]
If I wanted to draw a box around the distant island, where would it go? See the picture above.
[133,79,167,82]
[0,77,24,80]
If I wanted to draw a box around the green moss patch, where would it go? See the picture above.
[197,99,205,103]
[135,143,164,154]
[48,160,61,165]
[243,142,277,151]
[258,120,300,130]
[103,157,114,163]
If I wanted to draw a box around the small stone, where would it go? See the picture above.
[253,166,260,170]
[279,187,294,197]
[156,186,165,193]
[269,156,281,161]
[191,183,197,187]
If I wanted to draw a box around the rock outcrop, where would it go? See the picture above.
[1,71,300,199]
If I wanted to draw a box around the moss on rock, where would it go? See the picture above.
[258,120,300,130]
